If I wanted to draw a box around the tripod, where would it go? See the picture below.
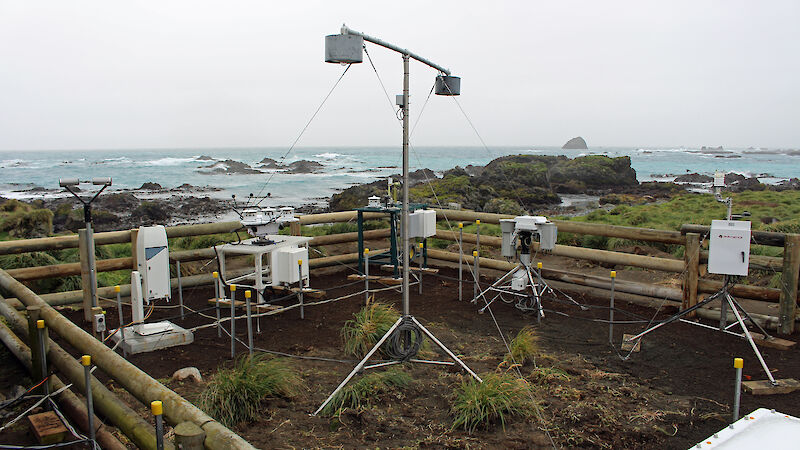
[626,276,777,385]
[472,254,586,320]
[313,314,481,415]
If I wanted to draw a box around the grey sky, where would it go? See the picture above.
[1,0,798,151]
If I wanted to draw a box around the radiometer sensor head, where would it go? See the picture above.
[325,34,364,64]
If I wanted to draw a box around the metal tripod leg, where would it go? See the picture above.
[727,294,772,338]
[625,291,723,342]
[410,316,482,382]
[525,268,544,320]
[472,264,523,305]
[313,316,404,416]
[726,294,776,384]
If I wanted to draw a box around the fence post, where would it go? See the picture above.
[683,233,700,318]
[778,234,800,335]
[290,221,301,236]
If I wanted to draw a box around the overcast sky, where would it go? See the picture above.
[1,1,798,151]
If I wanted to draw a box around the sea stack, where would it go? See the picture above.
[562,136,588,150]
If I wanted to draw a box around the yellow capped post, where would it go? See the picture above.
[245,290,251,299]
[537,262,543,269]
[212,271,219,279]
[458,222,463,229]
[475,219,480,225]
[472,250,478,257]
[298,259,303,265]
[81,355,91,366]
[114,285,121,293]
[36,319,45,329]
[734,358,744,369]
[230,284,236,291]
[419,242,424,248]
[364,248,370,255]
[610,271,617,278]
[150,400,163,416]
[152,400,165,449]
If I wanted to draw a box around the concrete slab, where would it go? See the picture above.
[111,321,193,355]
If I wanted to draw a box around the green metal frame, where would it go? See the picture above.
[356,203,427,277]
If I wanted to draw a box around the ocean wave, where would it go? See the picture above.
[313,152,347,160]
[141,157,196,166]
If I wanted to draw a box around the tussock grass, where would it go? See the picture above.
[504,326,538,366]
[529,367,570,384]
[320,368,412,417]
[341,302,400,358]
[199,355,301,427]
[451,372,535,433]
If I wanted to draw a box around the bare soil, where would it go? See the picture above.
[46,262,800,449]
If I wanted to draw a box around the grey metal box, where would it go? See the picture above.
[708,220,751,276]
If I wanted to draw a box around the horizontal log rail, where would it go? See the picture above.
[681,223,786,247]
[434,230,685,273]
[0,221,243,256]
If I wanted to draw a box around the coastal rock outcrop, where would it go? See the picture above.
[562,137,588,150]
[674,173,713,183]
[286,160,324,174]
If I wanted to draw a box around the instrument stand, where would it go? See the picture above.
[313,315,481,416]
[626,276,777,385]
[472,258,585,320]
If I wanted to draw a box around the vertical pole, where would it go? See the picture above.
[78,229,93,323]
[27,307,48,395]
[81,355,95,447]
[779,234,800,335]
[536,262,544,322]
[609,271,616,343]
[290,221,301,236]
[151,401,164,450]
[473,250,479,300]
[476,220,481,261]
[297,260,304,320]
[683,233,700,318]
[733,357,743,422]
[176,260,184,321]
[86,222,98,310]
[364,249,370,305]
[115,286,127,358]
[418,242,424,295]
[212,272,221,338]
[719,275,728,330]
[230,284,236,359]
[357,210,365,274]
[245,290,253,356]
[401,53,410,317]
[458,223,463,301]
[35,320,50,404]
[389,212,399,278]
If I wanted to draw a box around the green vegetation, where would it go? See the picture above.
[341,302,400,358]
[199,355,302,427]
[529,367,570,384]
[504,327,538,367]
[320,368,412,417]
[0,200,53,238]
[451,371,535,433]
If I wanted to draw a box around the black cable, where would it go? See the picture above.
[385,317,424,361]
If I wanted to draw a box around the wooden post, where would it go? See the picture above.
[778,234,800,335]
[174,422,205,449]
[683,233,700,318]
[130,228,139,270]
[78,229,93,322]
[26,306,49,394]
[290,221,301,236]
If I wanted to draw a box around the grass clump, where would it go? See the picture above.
[451,371,535,433]
[504,326,538,366]
[199,355,301,427]
[341,302,400,358]
[320,368,412,417]
[529,367,570,384]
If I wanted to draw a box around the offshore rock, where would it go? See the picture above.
[674,173,713,183]
[562,136,588,149]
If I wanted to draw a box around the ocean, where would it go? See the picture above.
[1,146,797,208]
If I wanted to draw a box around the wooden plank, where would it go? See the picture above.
[742,378,800,395]
[379,265,439,274]
[378,277,403,285]
[347,274,381,281]
[271,285,326,299]
[779,235,800,335]
[621,334,641,352]
[207,299,281,311]
[749,333,797,350]
[28,411,68,445]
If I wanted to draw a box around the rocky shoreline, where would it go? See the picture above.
[2,153,798,238]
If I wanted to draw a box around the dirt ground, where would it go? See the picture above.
[38,257,800,449]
